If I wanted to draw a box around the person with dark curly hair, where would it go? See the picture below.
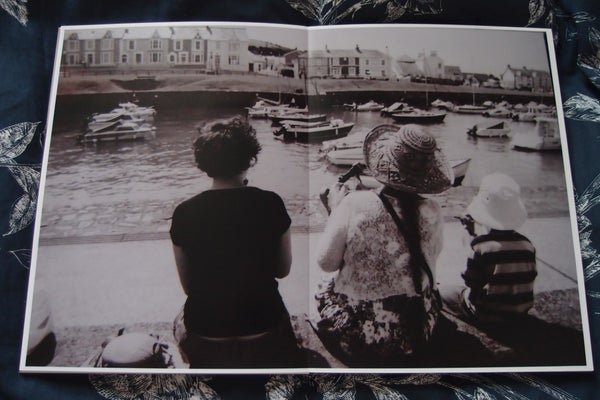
[170,116,304,368]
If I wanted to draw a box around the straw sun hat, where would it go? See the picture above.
[362,124,453,193]
[466,173,528,231]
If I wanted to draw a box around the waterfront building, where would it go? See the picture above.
[417,51,445,79]
[500,65,552,92]
[64,29,122,68]
[394,54,423,79]
[298,45,391,80]
[444,65,464,83]
[61,26,249,74]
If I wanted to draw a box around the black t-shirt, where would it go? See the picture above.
[170,187,291,337]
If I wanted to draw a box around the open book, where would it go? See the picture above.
[20,22,593,374]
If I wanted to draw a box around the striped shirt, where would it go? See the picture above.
[462,230,537,315]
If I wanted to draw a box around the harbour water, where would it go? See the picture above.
[42,104,571,237]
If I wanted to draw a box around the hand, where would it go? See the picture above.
[319,177,363,215]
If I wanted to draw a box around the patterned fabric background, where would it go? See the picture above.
[1,0,600,398]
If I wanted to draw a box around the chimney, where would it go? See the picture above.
[356,44,361,53]
[325,44,330,53]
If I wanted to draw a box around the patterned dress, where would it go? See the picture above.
[315,189,444,365]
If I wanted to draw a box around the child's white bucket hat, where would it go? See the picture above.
[467,173,527,230]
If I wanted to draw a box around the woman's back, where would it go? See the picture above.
[317,190,444,301]
[170,186,290,337]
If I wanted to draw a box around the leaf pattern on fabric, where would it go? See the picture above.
[8,249,31,269]
[563,93,600,122]
[0,0,28,25]
[572,11,596,24]
[265,375,306,400]
[89,375,220,400]
[0,121,39,160]
[527,0,546,26]
[261,373,578,399]
[285,0,441,24]
[576,27,600,89]
[575,172,600,281]
[0,122,41,237]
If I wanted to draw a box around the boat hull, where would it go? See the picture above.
[78,128,156,143]
[278,123,354,142]
[454,106,488,114]
[391,112,446,124]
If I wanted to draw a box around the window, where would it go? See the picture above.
[339,57,349,65]
[228,55,239,65]
[194,40,202,51]
[229,42,240,52]
[169,53,176,63]
[365,59,369,65]
[193,53,203,63]
[151,52,162,63]
[355,57,359,65]
[101,52,112,64]
[150,39,162,50]
[174,40,183,51]
[101,39,113,50]
[135,53,143,64]
[67,54,79,65]
[85,40,94,50]
[381,59,385,65]
[67,40,78,51]
[86,53,94,65]
[180,53,188,63]
[128,40,135,50]
[121,54,128,63]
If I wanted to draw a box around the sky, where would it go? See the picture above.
[247,24,552,77]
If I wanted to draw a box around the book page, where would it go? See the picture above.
[21,22,592,374]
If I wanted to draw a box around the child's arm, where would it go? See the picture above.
[461,245,494,291]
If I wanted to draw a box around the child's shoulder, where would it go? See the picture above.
[471,230,534,246]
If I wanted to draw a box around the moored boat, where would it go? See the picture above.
[357,100,385,111]
[270,112,327,125]
[482,107,512,118]
[273,119,354,142]
[78,121,156,143]
[390,109,446,124]
[380,102,411,116]
[512,116,561,151]
[467,120,512,138]
[453,104,488,114]
[326,151,471,187]
[430,99,455,110]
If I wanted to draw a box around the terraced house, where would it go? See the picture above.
[298,45,391,80]
[62,26,249,74]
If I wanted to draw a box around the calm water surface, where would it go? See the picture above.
[44,105,567,213]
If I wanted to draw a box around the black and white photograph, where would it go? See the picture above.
[21,22,592,374]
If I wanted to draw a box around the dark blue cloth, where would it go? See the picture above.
[1,0,600,398]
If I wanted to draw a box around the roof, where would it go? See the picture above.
[65,26,248,42]
[444,65,462,75]
[65,29,127,40]
[397,54,416,63]
[308,48,387,59]
[505,65,550,78]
